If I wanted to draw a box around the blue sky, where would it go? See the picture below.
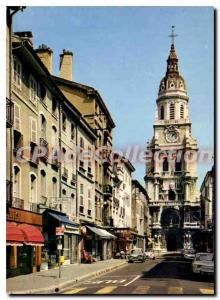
[13,6,214,188]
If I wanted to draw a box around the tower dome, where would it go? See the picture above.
[158,43,187,96]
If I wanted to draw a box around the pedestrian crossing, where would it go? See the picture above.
[63,285,214,295]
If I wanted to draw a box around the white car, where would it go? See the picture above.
[192,253,214,275]
[145,250,155,260]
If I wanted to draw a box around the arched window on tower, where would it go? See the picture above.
[170,103,175,120]
[160,106,164,120]
[168,189,176,201]
[175,159,182,172]
[162,157,169,172]
[180,104,184,119]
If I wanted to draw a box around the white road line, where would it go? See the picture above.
[124,275,141,286]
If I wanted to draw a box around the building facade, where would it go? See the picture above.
[53,55,115,228]
[132,180,149,251]
[144,41,200,252]
[110,155,138,254]
[199,166,214,252]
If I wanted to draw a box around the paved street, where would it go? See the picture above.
[61,254,214,295]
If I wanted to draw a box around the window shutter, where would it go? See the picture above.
[14,104,21,131]
[30,117,37,143]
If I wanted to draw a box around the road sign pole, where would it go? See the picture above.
[58,236,62,278]
[56,227,64,279]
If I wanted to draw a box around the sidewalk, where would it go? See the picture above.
[6,259,127,294]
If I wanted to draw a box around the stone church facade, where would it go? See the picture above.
[144,41,200,252]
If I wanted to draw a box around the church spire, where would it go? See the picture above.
[166,26,179,76]
[158,26,187,96]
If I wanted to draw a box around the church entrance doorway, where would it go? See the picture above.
[165,229,178,251]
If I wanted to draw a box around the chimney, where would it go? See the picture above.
[35,44,53,74]
[59,49,73,81]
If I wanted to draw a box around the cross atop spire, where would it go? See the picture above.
[168,25,178,45]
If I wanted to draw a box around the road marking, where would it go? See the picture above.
[63,287,87,294]
[200,288,214,295]
[168,287,183,294]
[132,286,150,294]
[95,286,118,294]
[124,275,141,286]
[85,279,127,285]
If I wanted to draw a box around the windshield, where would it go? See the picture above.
[196,254,213,261]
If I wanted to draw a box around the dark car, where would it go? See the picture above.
[128,248,146,263]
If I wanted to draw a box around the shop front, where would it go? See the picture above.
[6,208,44,278]
[42,209,80,268]
[110,228,139,255]
[81,225,116,262]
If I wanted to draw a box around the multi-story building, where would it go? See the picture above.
[144,37,200,253]
[52,51,116,260]
[200,166,214,230]
[111,154,136,254]
[7,31,101,274]
[53,54,115,228]
[200,166,214,252]
[132,180,149,250]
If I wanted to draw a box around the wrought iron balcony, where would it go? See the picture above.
[12,197,24,209]
[6,98,14,127]
[39,138,48,161]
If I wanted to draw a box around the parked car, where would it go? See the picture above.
[145,250,155,260]
[184,249,196,260]
[128,248,146,263]
[192,253,214,276]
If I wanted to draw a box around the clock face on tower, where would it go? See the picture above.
[165,126,179,143]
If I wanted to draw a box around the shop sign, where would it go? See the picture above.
[6,207,42,225]
[56,227,64,236]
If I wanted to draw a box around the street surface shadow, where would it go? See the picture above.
[36,274,57,278]
[141,256,214,283]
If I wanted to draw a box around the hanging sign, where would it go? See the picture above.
[56,227,64,236]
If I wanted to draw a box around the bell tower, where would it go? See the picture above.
[145,27,200,252]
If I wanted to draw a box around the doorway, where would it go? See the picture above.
[165,230,178,251]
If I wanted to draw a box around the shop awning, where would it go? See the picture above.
[47,212,79,228]
[86,226,116,239]
[18,224,44,246]
[6,222,24,246]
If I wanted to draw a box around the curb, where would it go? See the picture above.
[8,261,128,294]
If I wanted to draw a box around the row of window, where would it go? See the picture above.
[14,58,58,113]
[162,158,182,172]
[13,165,59,203]
[160,103,185,120]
